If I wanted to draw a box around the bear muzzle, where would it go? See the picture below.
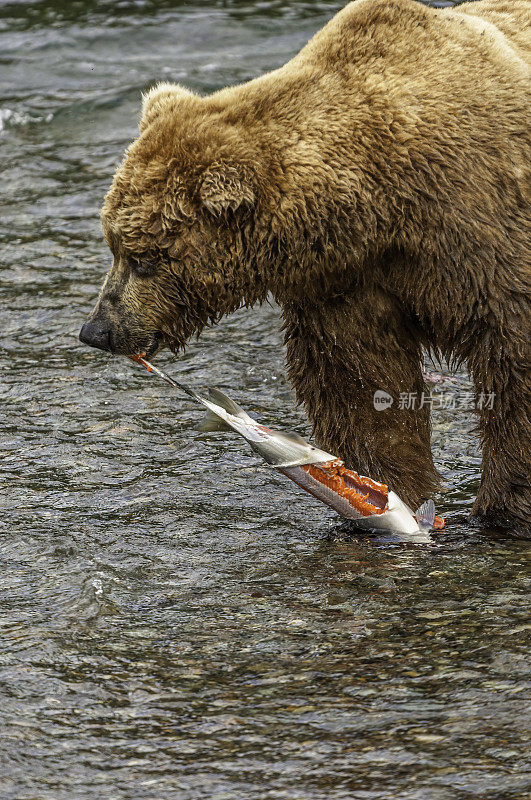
[79,312,163,358]
[79,318,114,352]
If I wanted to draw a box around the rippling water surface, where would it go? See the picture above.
[1,1,529,798]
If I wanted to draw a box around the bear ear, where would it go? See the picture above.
[140,82,196,131]
[199,163,255,215]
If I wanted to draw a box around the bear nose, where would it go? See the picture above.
[79,319,113,352]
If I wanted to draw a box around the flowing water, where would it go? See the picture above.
[0,1,529,798]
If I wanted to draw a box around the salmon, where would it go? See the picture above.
[131,356,444,534]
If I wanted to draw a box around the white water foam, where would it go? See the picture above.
[0,107,53,133]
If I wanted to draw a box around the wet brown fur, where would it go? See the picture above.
[87,0,531,533]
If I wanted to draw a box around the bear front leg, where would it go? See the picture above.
[471,333,531,535]
[282,288,439,509]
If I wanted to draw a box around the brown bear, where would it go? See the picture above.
[80,0,531,534]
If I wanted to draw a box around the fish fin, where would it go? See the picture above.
[207,388,253,421]
[415,498,436,530]
[197,409,232,433]
[275,431,309,446]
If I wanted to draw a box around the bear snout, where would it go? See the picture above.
[79,311,163,358]
[79,317,115,352]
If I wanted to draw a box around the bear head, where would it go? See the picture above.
[79,83,271,358]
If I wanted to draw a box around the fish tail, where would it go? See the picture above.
[415,499,436,530]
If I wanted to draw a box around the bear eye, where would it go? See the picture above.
[129,254,156,278]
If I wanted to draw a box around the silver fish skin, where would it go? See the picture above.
[200,388,337,468]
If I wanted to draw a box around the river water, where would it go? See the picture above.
[0,1,529,798]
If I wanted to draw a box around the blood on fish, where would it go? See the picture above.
[302,460,388,516]
[130,354,152,372]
